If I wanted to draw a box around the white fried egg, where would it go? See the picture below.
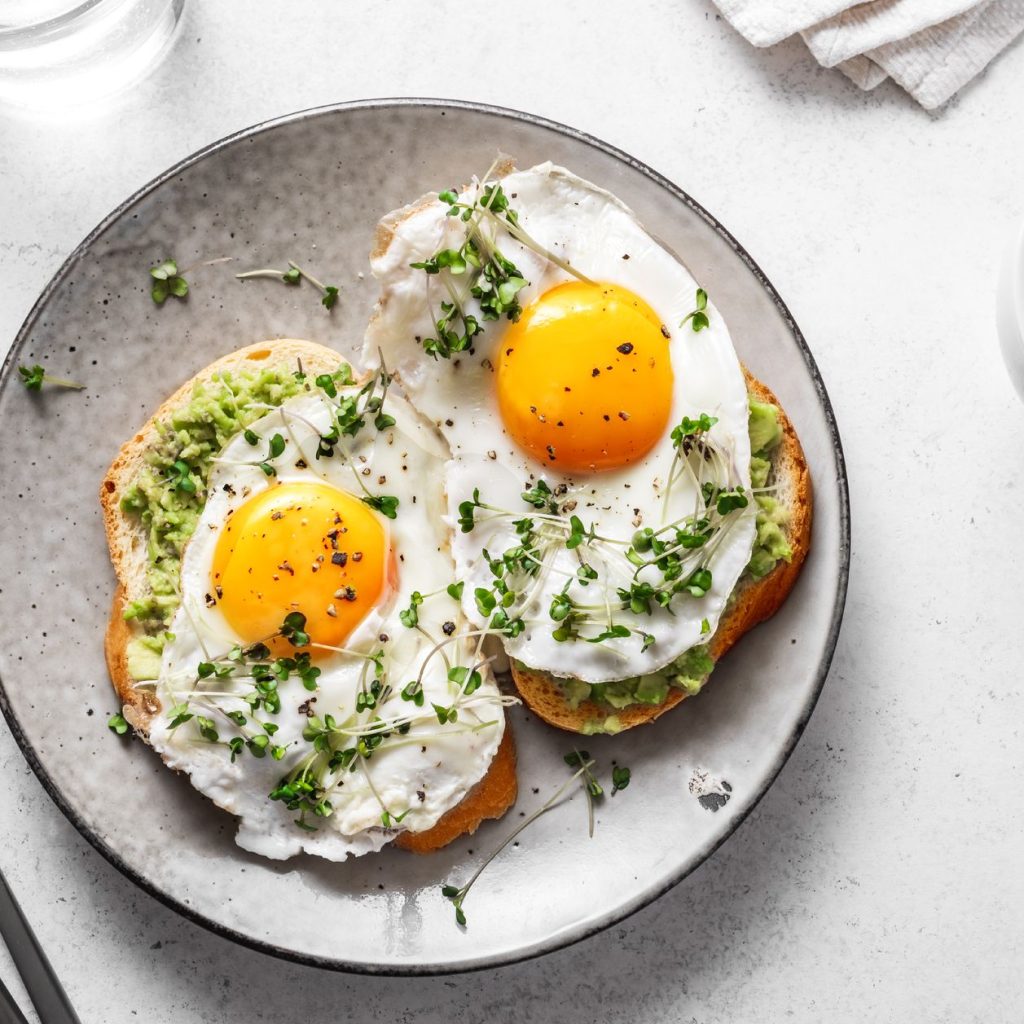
[365,163,756,684]
[147,372,506,861]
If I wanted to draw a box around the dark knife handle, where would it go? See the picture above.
[0,869,81,1024]
[0,973,30,1024]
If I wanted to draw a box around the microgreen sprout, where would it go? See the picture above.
[400,591,423,628]
[611,765,631,795]
[448,665,483,696]
[307,360,399,511]
[236,260,340,310]
[362,494,399,520]
[411,168,592,360]
[521,478,558,512]
[163,613,325,762]
[613,409,751,620]
[263,662,511,833]
[671,413,718,448]
[441,752,599,927]
[260,432,286,476]
[566,514,595,550]
[279,611,311,647]
[680,288,709,332]
[149,259,189,304]
[565,748,603,836]
[18,365,84,391]
[166,459,196,494]
[586,625,630,644]
[274,362,398,517]
[107,713,129,736]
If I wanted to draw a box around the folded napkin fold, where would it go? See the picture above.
[867,0,1024,108]
[712,0,1024,108]
[802,0,981,67]
[712,0,863,46]
[835,54,889,89]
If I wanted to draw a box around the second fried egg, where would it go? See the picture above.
[366,163,756,683]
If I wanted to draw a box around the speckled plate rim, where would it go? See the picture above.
[0,97,850,976]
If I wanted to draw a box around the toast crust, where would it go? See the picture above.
[100,338,515,853]
[105,585,160,730]
[509,369,812,733]
[394,726,518,853]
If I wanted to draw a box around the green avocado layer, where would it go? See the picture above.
[119,366,305,633]
[548,644,717,732]
[549,397,793,719]
[126,633,166,681]
[746,398,792,580]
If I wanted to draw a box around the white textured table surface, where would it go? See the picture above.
[2,3,1023,1022]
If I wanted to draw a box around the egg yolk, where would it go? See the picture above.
[495,281,673,472]
[211,481,389,655]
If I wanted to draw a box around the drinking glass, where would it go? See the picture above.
[0,0,184,108]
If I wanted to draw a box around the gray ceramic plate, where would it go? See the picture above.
[0,99,849,974]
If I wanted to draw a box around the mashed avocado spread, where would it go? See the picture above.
[551,397,793,722]
[747,399,792,579]
[120,365,305,674]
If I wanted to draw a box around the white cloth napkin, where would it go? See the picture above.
[835,54,890,89]
[802,0,981,67]
[712,0,1024,109]
[712,0,863,46]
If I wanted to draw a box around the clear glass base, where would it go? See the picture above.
[0,0,184,109]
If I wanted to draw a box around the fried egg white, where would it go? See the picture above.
[147,378,506,861]
[365,163,756,684]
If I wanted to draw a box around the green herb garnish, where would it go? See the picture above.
[150,259,189,304]
[362,494,399,520]
[236,260,339,311]
[441,751,600,927]
[411,171,591,360]
[280,611,310,647]
[107,713,129,736]
[680,288,709,332]
[166,459,196,494]
[18,364,84,392]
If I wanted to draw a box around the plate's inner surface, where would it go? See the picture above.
[0,102,845,971]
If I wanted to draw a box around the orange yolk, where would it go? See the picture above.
[211,481,389,656]
[495,281,673,472]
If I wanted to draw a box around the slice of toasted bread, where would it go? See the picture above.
[509,369,812,734]
[100,338,516,851]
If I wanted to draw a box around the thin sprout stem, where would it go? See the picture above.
[475,505,630,548]
[276,405,324,481]
[310,641,378,660]
[180,256,234,275]
[288,260,327,293]
[235,268,291,281]
[454,759,597,907]
[414,628,499,692]
[414,624,450,672]
[41,374,84,390]
[355,752,391,821]
[477,204,592,284]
